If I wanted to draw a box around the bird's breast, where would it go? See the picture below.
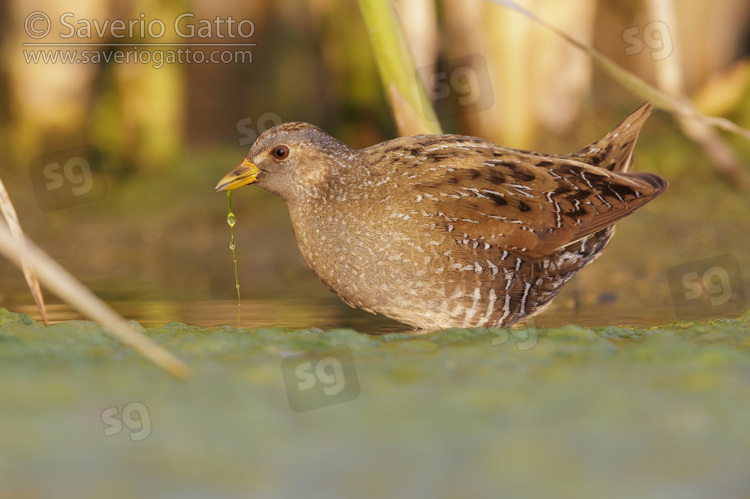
[288,199,439,307]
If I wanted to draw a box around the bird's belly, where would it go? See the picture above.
[291,213,615,331]
[291,217,507,329]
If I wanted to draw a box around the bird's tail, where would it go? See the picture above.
[572,102,654,173]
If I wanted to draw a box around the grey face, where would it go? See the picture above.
[216,122,352,204]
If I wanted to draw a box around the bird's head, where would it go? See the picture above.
[215,122,355,203]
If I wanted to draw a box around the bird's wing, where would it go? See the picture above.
[413,150,666,260]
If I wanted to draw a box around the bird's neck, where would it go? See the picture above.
[286,151,368,206]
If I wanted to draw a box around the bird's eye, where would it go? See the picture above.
[272,145,289,160]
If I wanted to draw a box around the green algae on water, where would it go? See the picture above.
[227,191,241,326]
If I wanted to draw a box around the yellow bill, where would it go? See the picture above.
[215,158,261,192]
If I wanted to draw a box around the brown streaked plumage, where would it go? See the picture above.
[216,102,667,331]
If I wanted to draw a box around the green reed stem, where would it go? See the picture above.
[357,0,442,134]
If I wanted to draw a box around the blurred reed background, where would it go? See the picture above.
[0,0,749,326]
[2,0,749,167]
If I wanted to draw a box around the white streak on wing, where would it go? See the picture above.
[463,187,488,198]
[552,199,562,228]
[462,287,482,327]
[486,259,498,275]
[595,194,612,208]
[476,288,497,327]
[519,281,532,315]
[483,189,505,198]
[485,214,508,221]
[509,185,536,198]
[450,302,465,318]
[496,294,512,326]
